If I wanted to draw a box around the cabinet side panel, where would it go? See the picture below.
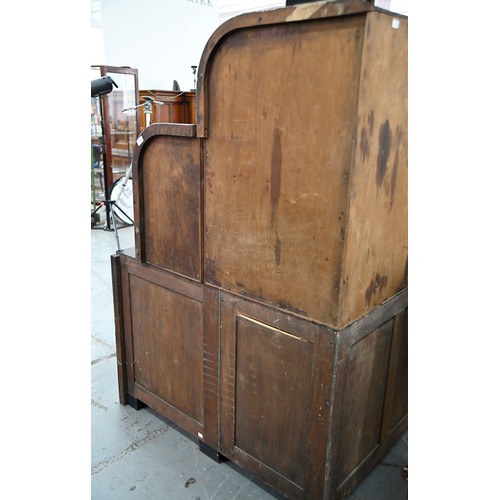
[205,16,365,326]
[337,320,393,479]
[140,136,201,280]
[219,294,335,498]
[340,12,408,325]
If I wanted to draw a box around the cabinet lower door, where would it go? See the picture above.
[219,292,336,499]
[119,258,216,442]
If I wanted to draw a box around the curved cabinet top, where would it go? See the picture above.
[195,0,398,137]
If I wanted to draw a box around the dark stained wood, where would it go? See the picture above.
[110,253,127,405]
[339,11,408,326]
[204,15,365,327]
[234,315,313,486]
[111,3,408,499]
[345,288,408,346]
[380,307,408,440]
[337,321,393,480]
[219,292,336,499]
[133,133,202,280]
[117,254,205,436]
[201,9,408,330]
[201,285,220,449]
[302,326,336,499]
[197,0,379,137]
[327,295,408,497]
[129,273,203,422]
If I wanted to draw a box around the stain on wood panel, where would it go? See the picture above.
[202,285,220,448]
[205,16,365,326]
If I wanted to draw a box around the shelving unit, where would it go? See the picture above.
[91,65,139,225]
[138,90,196,131]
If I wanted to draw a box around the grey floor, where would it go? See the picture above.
[91,219,408,500]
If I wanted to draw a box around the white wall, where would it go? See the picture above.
[98,0,220,90]
[94,0,408,91]
[218,1,284,25]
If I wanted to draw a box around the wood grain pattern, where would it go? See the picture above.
[336,320,393,480]
[201,285,220,449]
[129,273,204,422]
[138,90,196,131]
[380,307,408,440]
[137,135,202,279]
[118,255,206,430]
[111,253,127,405]
[112,4,408,499]
[205,15,365,326]
[219,292,336,498]
[339,11,408,325]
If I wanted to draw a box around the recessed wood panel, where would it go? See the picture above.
[140,135,201,279]
[381,307,408,438]
[234,314,314,487]
[338,320,393,478]
[128,274,204,423]
[340,12,408,325]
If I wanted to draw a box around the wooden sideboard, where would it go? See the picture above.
[138,90,196,131]
[112,2,408,498]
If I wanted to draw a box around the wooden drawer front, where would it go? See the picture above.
[122,261,205,433]
[220,293,335,499]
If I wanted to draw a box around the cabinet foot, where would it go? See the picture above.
[199,440,221,462]
[126,394,147,410]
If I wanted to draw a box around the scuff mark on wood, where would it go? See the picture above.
[360,127,370,161]
[270,127,282,229]
[275,231,282,266]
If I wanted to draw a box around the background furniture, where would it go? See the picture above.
[91,65,140,206]
[112,2,408,498]
[138,90,196,131]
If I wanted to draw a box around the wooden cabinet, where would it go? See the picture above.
[138,90,196,131]
[91,65,140,204]
[218,293,336,499]
[112,2,408,498]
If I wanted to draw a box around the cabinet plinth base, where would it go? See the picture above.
[199,440,221,463]
[127,394,147,410]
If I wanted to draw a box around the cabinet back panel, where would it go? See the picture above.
[205,16,365,326]
[141,136,201,279]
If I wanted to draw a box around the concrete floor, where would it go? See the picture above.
[91,220,408,500]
